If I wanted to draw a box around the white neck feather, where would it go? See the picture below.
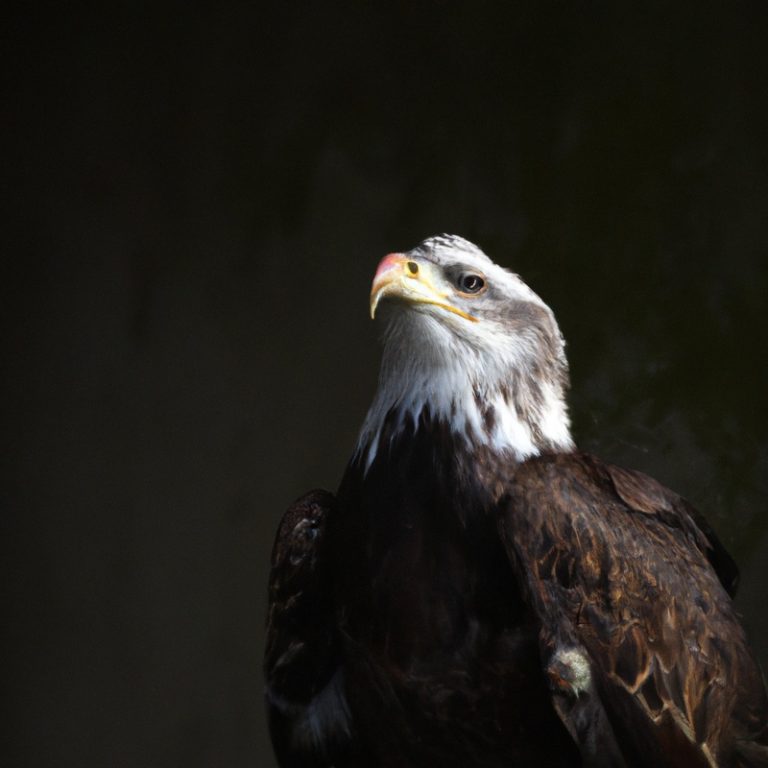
[355,311,574,470]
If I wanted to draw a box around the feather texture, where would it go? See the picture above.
[265,236,768,767]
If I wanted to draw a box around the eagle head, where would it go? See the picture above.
[357,235,574,468]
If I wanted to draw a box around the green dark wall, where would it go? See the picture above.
[5,4,767,766]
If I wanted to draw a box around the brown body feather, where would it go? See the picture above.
[265,425,768,767]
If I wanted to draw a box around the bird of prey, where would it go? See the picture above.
[265,234,768,767]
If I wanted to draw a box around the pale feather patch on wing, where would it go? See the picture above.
[290,668,352,753]
[548,647,593,697]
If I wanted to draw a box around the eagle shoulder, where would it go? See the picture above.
[601,459,739,597]
[498,452,768,768]
[265,490,351,767]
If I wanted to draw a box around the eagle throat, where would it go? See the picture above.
[355,309,575,472]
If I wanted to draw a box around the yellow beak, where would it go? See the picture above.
[369,254,478,323]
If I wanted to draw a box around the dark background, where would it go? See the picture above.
[5,4,768,767]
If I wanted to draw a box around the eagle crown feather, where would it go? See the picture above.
[355,235,575,470]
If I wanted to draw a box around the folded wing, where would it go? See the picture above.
[498,453,768,768]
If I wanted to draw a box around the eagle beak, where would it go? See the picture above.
[369,253,478,323]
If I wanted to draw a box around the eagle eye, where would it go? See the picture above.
[458,273,485,294]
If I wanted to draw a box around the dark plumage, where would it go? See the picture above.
[265,235,768,767]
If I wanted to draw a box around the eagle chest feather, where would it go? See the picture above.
[324,421,583,767]
[334,421,521,662]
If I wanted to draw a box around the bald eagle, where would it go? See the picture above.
[265,235,768,767]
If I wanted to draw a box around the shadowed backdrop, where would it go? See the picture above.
[4,4,768,767]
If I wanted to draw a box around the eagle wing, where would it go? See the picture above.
[498,452,768,768]
[265,489,350,768]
